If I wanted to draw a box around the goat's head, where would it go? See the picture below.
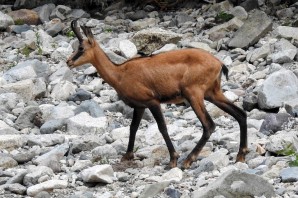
[66,20,96,68]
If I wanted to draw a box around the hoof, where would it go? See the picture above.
[236,147,249,163]
[121,153,134,162]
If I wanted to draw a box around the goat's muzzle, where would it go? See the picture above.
[66,59,75,69]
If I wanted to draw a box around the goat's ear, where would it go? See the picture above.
[81,25,95,46]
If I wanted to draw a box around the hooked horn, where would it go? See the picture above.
[71,20,83,42]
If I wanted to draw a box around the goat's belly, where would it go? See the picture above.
[159,95,185,104]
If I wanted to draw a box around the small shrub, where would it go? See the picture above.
[21,45,32,57]
[215,11,234,23]
[277,144,298,167]
[66,30,75,38]
[15,18,25,25]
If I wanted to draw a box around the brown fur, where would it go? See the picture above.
[67,22,248,169]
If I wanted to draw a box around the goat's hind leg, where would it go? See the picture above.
[121,108,145,162]
[149,105,179,169]
[208,92,248,162]
[183,92,216,169]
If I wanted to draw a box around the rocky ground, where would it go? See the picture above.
[0,0,298,197]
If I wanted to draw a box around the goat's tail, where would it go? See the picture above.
[221,64,229,81]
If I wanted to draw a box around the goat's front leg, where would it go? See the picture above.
[183,92,215,169]
[121,108,145,162]
[149,105,179,169]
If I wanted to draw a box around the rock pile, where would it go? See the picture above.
[0,1,298,197]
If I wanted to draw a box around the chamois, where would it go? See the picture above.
[66,20,248,169]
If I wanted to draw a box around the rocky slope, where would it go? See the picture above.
[0,1,298,197]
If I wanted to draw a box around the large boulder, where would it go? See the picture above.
[3,59,49,83]
[258,70,298,110]
[269,38,297,64]
[193,170,275,198]
[132,28,182,55]
[0,11,14,30]
[277,26,298,40]
[228,10,272,48]
[8,9,40,25]
[265,130,298,154]
[81,164,114,184]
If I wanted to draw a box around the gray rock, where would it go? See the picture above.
[161,167,183,182]
[119,40,138,59]
[285,98,298,117]
[50,80,77,101]
[10,24,31,34]
[280,167,298,182]
[193,170,275,198]
[0,93,21,111]
[258,70,298,109]
[4,183,26,195]
[239,0,259,11]
[70,136,105,154]
[15,106,41,129]
[68,9,90,19]
[265,130,298,153]
[40,119,66,134]
[165,188,181,198]
[66,112,107,135]
[50,5,71,21]
[126,10,148,21]
[27,134,65,147]
[23,166,54,186]
[175,12,195,27]
[228,10,272,48]
[103,48,127,65]
[0,120,18,134]
[34,191,51,198]
[34,143,69,172]
[3,59,49,83]
[0,135,26,150]
[199,148,229,169]
[91,145,118,160]
[6,169,28,184]
[194,160,215,175]
[230,6,248,20]
[276,7,295,19]
[49,66,73,83]
[260,113,293,135]
[45,19,65,36]
[248,43,271,62]
[68,89,91,102]
[81,164,114,183]
[27,179,68,197]
[152,43,178,55]
[0,11,14,30]
[132,28,182,55]
[37,4,55,23]
[207,17,244,36]
[74,100,104,118]
[139,181,171,198]
[70,160,92,172]
[242,92,258,111]
[0,155,18,169]
[12,147,40,163]
[129,18,159,31]
[277,26,298,40]
[270,39,297,64]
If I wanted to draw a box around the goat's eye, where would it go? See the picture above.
[79,46,84,51]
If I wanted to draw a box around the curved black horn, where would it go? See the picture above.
[71,20,83,42]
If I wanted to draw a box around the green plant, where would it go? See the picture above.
[215,11,234,23]
[15,18,25,25]
[21,45,32,57]
[35,32,43,55]
[66,30,75,38]
[104,28,113,33]
[277,144,298,167]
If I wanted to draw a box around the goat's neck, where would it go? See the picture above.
[91,45,121,88]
